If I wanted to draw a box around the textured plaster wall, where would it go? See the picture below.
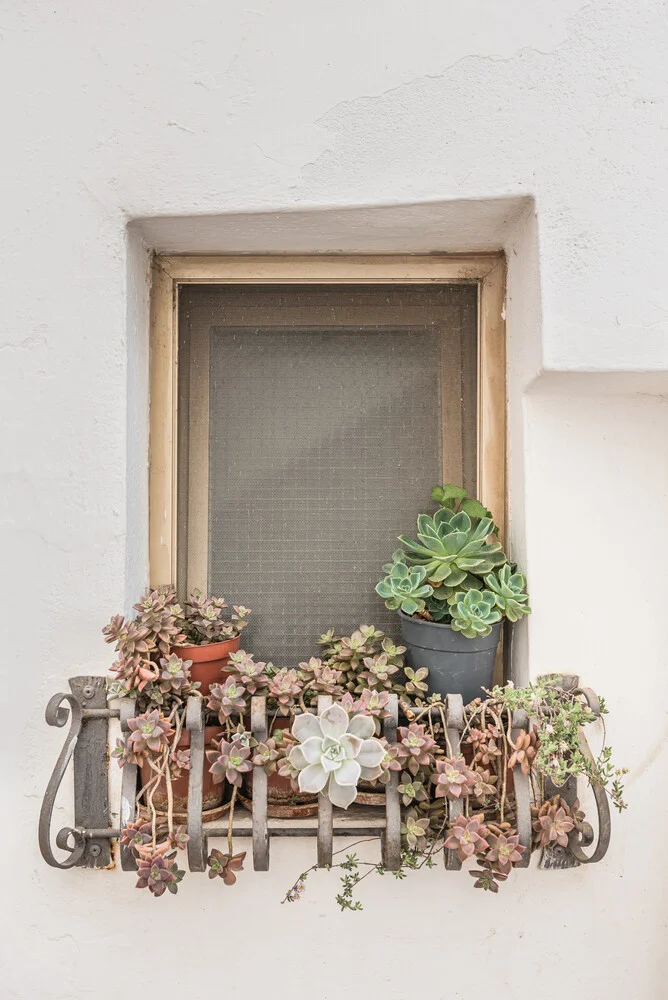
[2,2,668,998]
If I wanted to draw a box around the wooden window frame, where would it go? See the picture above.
[149,254,506,588]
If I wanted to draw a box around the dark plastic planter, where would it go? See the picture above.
[399,612,502,705]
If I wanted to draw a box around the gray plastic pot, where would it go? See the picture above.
[399,612,502,705]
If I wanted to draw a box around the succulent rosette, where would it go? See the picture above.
[287,703,385,808]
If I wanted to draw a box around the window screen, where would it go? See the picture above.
[177,284,477,665]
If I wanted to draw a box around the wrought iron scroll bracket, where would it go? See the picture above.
[539,675,610,870]
[39,675,112,869]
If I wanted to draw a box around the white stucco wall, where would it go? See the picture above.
[3,1,668,997]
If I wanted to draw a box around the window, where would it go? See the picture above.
[150,256,505,663]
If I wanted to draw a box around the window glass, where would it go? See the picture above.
[178,283,477,664]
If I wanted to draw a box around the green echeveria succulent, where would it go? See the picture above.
[375,560,433,615]
[450,589,502,638]
[398,509,505,587]
[484,564,531,622]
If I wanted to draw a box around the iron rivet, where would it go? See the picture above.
[89,844,101,858]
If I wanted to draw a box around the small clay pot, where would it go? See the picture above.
[171,636,241,696]
[141,726,225,813]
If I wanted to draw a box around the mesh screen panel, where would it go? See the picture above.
[178,284,477,665]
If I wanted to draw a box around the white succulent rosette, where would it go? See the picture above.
[288,702,386,809]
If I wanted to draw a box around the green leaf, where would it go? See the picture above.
[431,484,467,504]
[460,497,492,521]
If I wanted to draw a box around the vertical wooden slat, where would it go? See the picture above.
[150,258,178,587]
[316,695,333,867]
[251,696,269,871]
[477,257,506,545]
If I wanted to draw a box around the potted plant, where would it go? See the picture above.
[375,485,531,704]
[103,589,231,816]
[171,590,251,696]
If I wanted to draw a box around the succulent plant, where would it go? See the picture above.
[103,588,187,695]
[170,825,190,851]
[252,739,281,773]
[207,849,246,885]
[485,564,531,622]
[111,736,144,768]
[449,588,501,638]
[395,723,437,775]
[104,587,250,700]
[169,747,191,777]
[339,688,391,734]
[471,768,498,801]
[374,741,402,785]
[162,590,252,646]
[444,813,490,861]
[397,772,429,807]
[359,653,400,692]
[127,709,175,755]
[375,489,531,633]
[375,559,433,615]
[485,830,526,873]
[355,688,390,717]
[207,676,248,719]
[333,626,384,661]
[120,820,153,851]
[508,727,540,775]
[468,860,508,893]
[532,796,576,848]
[268,668,302,714]
[401,809,431,850]
[318,626,406,697]
[277,755,301,789]
[466,724,503,766]
[403,666,429,696]
[226,650,270,695]
[136,852,182,896]
[398,508,505,587]
[298,657,344,700]
[206,738,253,786]
[287,703,385,809]
[158,653,195,695]
[432,756,477,800]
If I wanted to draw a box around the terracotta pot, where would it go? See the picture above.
[171,636,241,696]
[266,716,297,798]
[141,726,224,813]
